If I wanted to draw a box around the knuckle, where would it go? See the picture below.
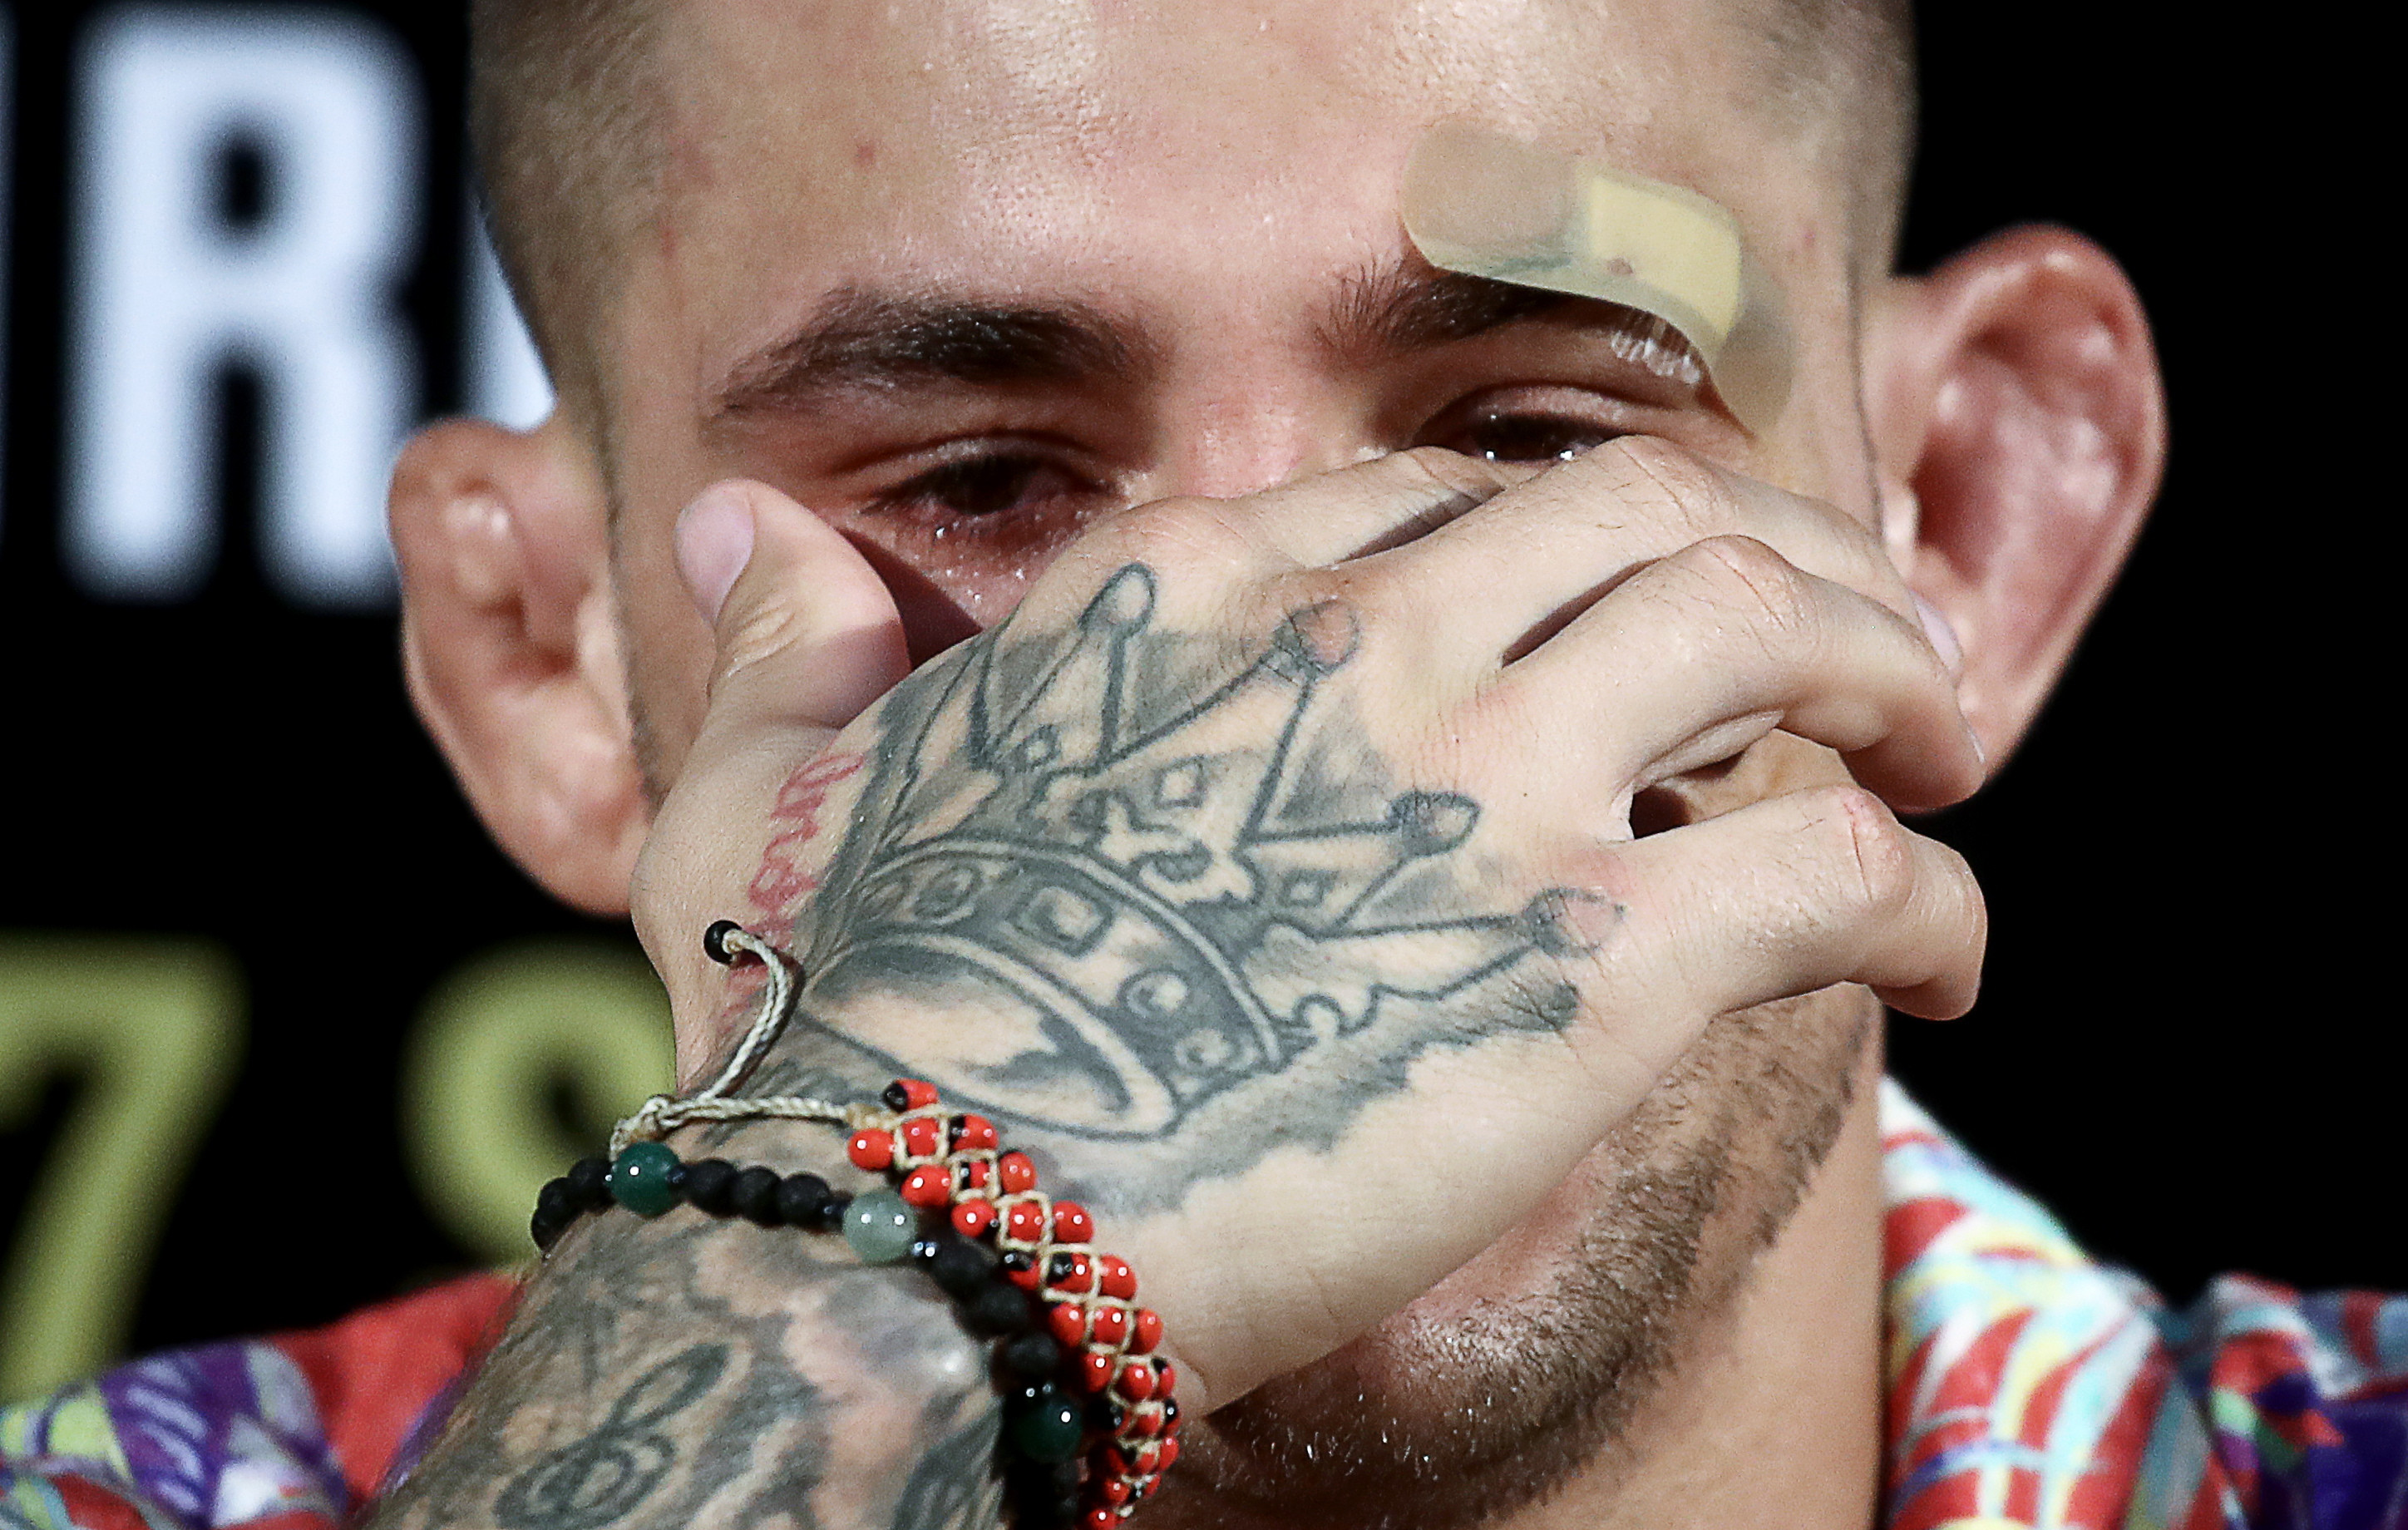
[1093,496,1240,563]
[1927,837,1986,937]
[1453,674,1536,748]
[1811,497,1919,615]
[1285,555,1417,644]
[713,596,817,688]
[1583,435,1738,540]
[1810,785,1917,918]
[1537,845,1645,960]
[1383,444,1510,503]
[1782,495,1921,631]
[1064,497,1259,596]
[1673,534,1811,634]
[1494,960,1589,1038]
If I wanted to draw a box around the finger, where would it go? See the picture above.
[1143,786,1981,1404]
[1346,437,1923,664]
[635,481,910,1021]
[678,479,912,762]
[1203,446,1522,568]
[1030,449,1525,632]
[1576,783,1986,1043]
[1485,534,1983,812]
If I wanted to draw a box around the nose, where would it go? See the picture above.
[1146,368,1371,501]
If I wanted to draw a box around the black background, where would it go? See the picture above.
[0,0,2396,1364]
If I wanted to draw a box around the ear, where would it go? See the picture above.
[391,416,649,915]
[1864,225,2167,768]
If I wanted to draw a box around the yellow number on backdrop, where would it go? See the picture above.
[0,938,244,1402]
[401,942,674,1269]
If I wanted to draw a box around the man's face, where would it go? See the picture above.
[603,0,1874,777]
[594,0,1882,1519]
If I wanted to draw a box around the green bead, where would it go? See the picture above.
[1009,1389,1083,1463]
[609,1142,682,1217]
[842,1188,919,1263]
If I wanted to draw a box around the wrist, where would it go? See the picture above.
[373,1187,999,1530]
[546,1059,1185,1527]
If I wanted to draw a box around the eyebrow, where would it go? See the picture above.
[708,261,1705,422]
[1321,260,1706,387]
[711,289,1148,422]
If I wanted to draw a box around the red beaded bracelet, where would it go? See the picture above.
[849,1078,1182,1519]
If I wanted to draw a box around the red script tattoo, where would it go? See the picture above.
[747,753,865,919]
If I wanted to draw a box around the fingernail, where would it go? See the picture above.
[1912,593,1963,678]
[675,486,755,624]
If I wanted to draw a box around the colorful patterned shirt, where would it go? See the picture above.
[1878,1084,2407,1528]
[5,1085,2404,1528]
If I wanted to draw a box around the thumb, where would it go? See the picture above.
[639,481,906,1050]
[674,479,910,762]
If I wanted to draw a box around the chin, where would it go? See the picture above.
[1153,990,1875,1530]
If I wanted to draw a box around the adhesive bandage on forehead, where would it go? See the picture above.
[1401,122,1794,432]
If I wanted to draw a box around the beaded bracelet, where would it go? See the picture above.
[528,922,1180,1528]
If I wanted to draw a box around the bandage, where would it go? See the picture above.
[1402,123,1793,432]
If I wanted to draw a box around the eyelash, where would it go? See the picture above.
[861,404,1634,536]
[870,450,1095,526]
[1440,409,1625,464]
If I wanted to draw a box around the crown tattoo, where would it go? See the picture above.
[802,565,1590,1139]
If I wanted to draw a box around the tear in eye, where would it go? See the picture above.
[895,455,1067,517]
[1460,413,1619,464]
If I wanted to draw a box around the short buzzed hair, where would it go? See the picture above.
[470,0,662,427]
[1737,0,1918,271]
[469,0,1914,431]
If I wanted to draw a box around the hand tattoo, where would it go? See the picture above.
[368,565,1611,1530]
[787,565,1599,1207]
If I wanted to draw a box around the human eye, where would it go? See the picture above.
[876,451,1086,518]
[861,443,1108,545]
[1415,390,1631,464]
[1445,409,1623,463]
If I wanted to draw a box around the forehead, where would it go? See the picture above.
[641,0,1832,384]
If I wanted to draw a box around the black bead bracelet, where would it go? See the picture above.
[530,1147,1112,1527]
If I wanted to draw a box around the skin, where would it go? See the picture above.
[382,1,2166,1526]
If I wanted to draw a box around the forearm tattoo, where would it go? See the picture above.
[786,565,1598,1209]
[368,1165,1002,1530]
[492,1345,728,1528]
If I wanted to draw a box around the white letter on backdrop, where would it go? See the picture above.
[68,7,421,605]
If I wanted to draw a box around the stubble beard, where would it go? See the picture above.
[1159,988,1878,1530]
